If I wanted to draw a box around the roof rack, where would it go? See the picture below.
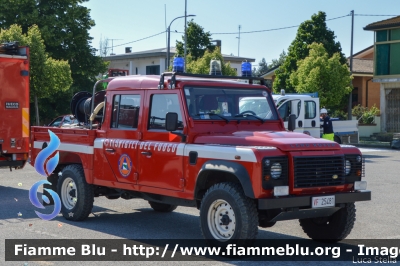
[158,72,267,90]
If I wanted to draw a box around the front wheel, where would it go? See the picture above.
[57,164,94,221]
[199,182,258,245]
[299,203,356,242]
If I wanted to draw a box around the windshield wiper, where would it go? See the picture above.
[195,112,230,123]
[234,113,264,123]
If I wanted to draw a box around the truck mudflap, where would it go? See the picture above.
[258,190,370,210]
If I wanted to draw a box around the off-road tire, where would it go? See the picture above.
[334,135,342,144]
[259,220,276,228]
[199,182,258,245]
[148,201,177,212]
[43,171,59,206]
[299,203,356,242]
[57,164,94,221]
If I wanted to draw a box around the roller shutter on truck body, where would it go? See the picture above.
[0,47,30,168]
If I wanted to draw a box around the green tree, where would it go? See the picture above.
[0,0,107,94]
[186,47,237,76]
[290,43,352,109]
[253,58,269,77]
[0,24,72,125]
[175,20,214,61]
[273,11,346,93]
[269,50,287,68]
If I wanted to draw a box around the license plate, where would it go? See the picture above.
[311,196,335,208]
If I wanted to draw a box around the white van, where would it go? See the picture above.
[239,91,358,144]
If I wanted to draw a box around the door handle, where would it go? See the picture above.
[105,148,115,152]
[298,120,303,127]
[141,151,152,156]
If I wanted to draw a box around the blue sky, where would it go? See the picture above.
[83,0,398,67]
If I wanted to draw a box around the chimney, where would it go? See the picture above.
[212,40,221,50]
[125,47,132,53]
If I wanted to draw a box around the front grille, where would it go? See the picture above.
[294,156,345,188]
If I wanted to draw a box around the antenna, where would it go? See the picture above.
[109,38,123,55]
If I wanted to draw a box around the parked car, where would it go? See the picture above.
[47,115,78,127]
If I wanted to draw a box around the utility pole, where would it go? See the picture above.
[184,0,188,71]
[109,38,122,55]
[348,10,354,120]
[237,25,241,56]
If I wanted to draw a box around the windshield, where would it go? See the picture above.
[184,86,278,121]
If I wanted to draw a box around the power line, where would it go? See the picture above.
[210,14,351,35]
[105,13,397,49]
[354,14,398,16]
[112,31,166,48]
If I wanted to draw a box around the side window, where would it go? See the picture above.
[50,117,63,127]
[149,94,183,130]
[305,101,316,119]
[111,94,141,129]
[278,101,290,121]
[297,101,301,117]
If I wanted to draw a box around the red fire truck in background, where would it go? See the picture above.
[0,42,30,170]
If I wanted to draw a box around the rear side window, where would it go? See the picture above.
[111,95,141,129]
[305,101,316,119]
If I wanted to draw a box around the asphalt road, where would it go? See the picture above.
[1,147,399,266]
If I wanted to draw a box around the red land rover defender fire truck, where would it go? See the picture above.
[30,62,370,244]
[0,42,30,170]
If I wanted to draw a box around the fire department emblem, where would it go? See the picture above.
[118,154,132,177]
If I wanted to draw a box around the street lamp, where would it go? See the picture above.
[167,14,196,70]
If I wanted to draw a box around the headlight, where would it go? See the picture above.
[271,163,282,179]
[345,160,351,175]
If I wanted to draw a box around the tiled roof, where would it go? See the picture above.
[364,15,400,31]
[349,58,373,74]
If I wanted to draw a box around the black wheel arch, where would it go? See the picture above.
[194,160,255,201]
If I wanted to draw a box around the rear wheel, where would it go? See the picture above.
[57,164,94,221]
[148,201,177,212]
[200,182,258,245]
[299,203,356,242]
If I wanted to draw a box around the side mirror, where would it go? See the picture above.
[165,112,178,132]
[288,114,296,131]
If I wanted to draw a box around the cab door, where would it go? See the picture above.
[104,92,143,184]
[302,99,320,138]
[277,98,304,133]
[137,92,185,191]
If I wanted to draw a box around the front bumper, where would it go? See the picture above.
[258,190,371,210]
[258,190,371,222]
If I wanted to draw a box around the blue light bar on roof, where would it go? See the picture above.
[173,57,184,73]
[241,60,252,77]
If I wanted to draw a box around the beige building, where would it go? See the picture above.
[103,47,255,77]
